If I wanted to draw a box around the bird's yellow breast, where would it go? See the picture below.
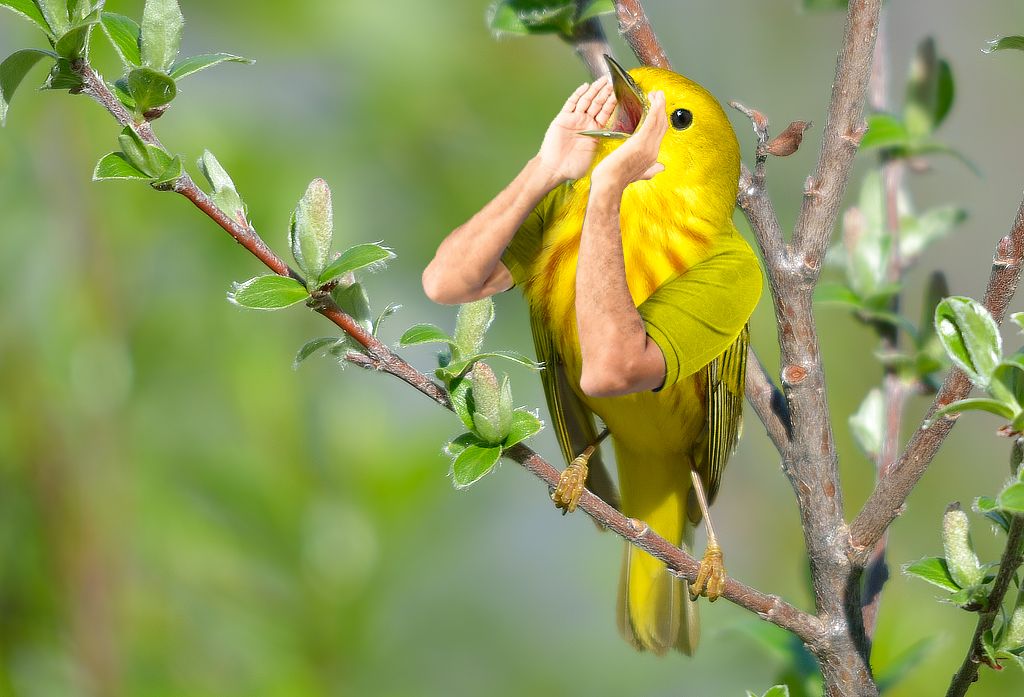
[520,178,717,455]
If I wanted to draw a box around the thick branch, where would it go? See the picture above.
[568,1,612,78]
[792,0,879,271]
[946,511,1024,697]
[851,200,1024,558]
[613,0,670,68]
[68,57,821,647]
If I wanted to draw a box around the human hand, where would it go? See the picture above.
[536,76,617,183]
[591,90,667,190]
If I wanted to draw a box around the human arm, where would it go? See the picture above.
[576,90,670,397]
[422,77,616,305]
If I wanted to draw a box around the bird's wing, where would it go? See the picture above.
[695,323,749,507]
[529,309,620,510]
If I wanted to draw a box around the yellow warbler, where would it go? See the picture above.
[499,56,762,654]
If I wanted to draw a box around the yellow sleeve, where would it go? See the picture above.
[499,183,567,288]
[638,238,763,392]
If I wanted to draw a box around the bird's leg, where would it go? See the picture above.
[552,429,610,515]
[688,469,727,601]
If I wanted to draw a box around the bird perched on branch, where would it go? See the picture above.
[423,55,761,655]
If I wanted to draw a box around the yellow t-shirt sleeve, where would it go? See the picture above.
[499,183,567,288]
[638,238,763,392]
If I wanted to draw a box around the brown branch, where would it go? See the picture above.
[613,0,670,68]
[746,347,792,451]
[792,0,879,271]
[68,56,823,647]
[946,509,1024,697]
[851,200,1024,558]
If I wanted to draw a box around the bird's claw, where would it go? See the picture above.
[552,456,588,514]
[690,541,726,601]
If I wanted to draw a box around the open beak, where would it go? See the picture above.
[579,54,648,140]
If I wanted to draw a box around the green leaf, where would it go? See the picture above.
[289,178,334,280]
[900,206,966,264]
[36,0,69,35]
[228,275,308,310]
[904,38,954,138]
[486,0,577,38]
[54,16,99,60]
[814,282,863,309]
[331,281,372,333]
[450,443,502,488]
[127,67,177,114]
[974,496,1011,534]
[293,337,343,368]
[577,0,613,22]
[850,388,884,461]
[117,125,154,175]
[40,57,82,90]
[454,298,495,359]
[398,323,456,348]
[168,53,253,80]
[984,36,1024,54]
[140,0,183,71]
[1012,313,1024,332]
[801,0,847,10]
[197,150,246,222]
[318,242,396,286]
[448,376,475,430]
[110,77,135,109]
[100,12,141,67]
[860,113,911,150]
[0,49,57,126]
[504,409,543,448]
[935,296,1002,388]
[438,350,543,381]
[761,687,790,697]
[372,302,401,337]
[151,154,183,187]
[929,398,1015,424]
[903,557,961,592]
[988,361,1024,414]
[444,431,488,458]
[998,483,1024,514]
[0,0,51,35]
[92,152,151,181]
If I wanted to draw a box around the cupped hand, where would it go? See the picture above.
[536,76,617,183]
[592,90,668,190]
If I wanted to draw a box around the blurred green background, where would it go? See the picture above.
[2,1,1024,695]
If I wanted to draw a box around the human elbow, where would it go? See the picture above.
[579,359,635,398]
[422,263,461,305]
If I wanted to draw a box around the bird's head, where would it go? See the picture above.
[583,55,740,227]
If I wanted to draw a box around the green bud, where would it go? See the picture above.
[1004,592,1024,649]
[289,178,334,280]
[453,298,494,360]
[198,150,247,224]
[470,362,513,445]
[942,502,985,588]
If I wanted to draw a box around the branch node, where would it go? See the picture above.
[842,120,868,147]
[803,176,824,199]
[781,364,809,387]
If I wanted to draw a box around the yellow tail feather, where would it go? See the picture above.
[614,441,700,655]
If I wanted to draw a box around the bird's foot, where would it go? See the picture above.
[690,541,727,602]
[552,455,589,515]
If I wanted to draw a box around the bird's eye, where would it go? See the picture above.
[671,108,693,130]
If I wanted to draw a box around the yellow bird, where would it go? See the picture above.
[498,56,763,654]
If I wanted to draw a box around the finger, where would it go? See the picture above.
[585,79,614,118]
[562,82,589,111]
[638,162,666,180]
[575,75,608,114]
[595,89,617,125]
[636,91,668,144]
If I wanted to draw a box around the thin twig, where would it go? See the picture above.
[568,1,612,77]
[613,0,670,68]
[851,201,1024,559]
[68,56,823,647]
[946,511,1024,697]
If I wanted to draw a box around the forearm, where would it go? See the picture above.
[423,156,562,303]
[576,180,663,396]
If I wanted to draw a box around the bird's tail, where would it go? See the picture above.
[614,441,699,655]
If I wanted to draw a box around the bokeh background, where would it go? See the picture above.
[2,1,1024,695]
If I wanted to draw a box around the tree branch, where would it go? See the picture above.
[568,1,612,78]
[68,56,822,648]
[946,508,1024,697]
[746,347,792,450]
[613,0,670,69]
[792,0,877,271]
[850,202,1024,559]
